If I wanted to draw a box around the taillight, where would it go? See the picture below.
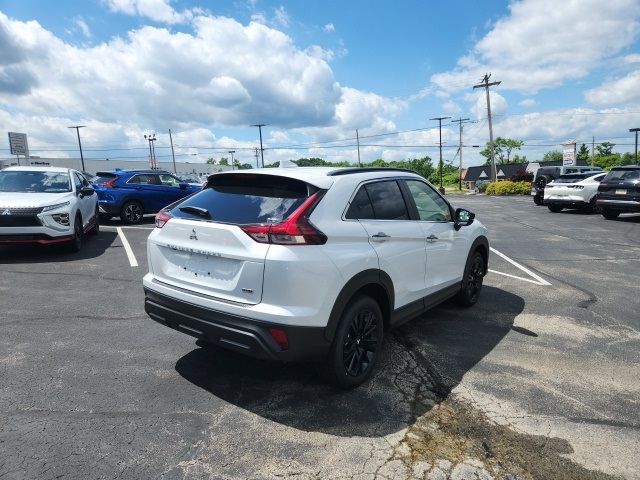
[155,210,172,228]
[100,178,118,188]
[240,192,326,245]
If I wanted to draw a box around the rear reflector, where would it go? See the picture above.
[240,192,327,245]
[268,327,289,350]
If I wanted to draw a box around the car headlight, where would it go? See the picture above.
[42,201,70,212]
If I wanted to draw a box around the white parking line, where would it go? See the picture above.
[488,246,551,286]
[116,227,139,267]
[102,225,154,230]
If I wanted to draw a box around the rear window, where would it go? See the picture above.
[554,173,593,183]
[604,169,640,181]
[535,167,559,179]
[170,174,316,225]
[94,172,118,184]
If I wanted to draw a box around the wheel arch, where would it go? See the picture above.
[470,235,489,274]
[324,269,394,342]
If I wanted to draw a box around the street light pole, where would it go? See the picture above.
[144,133,156,169]
[228,150,236,170]
[251,124,267,167]
[430,116,451,192]
[68,126,86,172]
[630,128,640,164]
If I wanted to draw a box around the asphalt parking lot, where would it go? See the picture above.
[1,196,639,480]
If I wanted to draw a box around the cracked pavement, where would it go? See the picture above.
[0,199,638,479]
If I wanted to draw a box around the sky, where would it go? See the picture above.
[1,0,640,168]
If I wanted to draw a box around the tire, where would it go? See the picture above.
[547,204,563,213]
[324,295,384,389]
[88,207,100,235]
[533,196,543,206]
[586,197,598,213]
[455,250,485,308]
[602,209,620,220]
[67,214,83,253]
[120,201,144,224]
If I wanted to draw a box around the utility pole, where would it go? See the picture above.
[254,148,260,168]
[168,129,177,173]
[473,73,501,182]
[430,116,451,192]
[68,125,86,172]
[144,133,156,169]
[451,118,470,191]
[356,129,362,167]
[251,124,267,167]
[228,150,236,170]
[630,128,640,163]
[591,136,595,166]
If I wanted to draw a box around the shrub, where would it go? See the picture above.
[485,180,531,196]
[475,180,490,193]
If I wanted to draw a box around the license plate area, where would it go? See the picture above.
[615,189,627,195]
[182,253,239,281]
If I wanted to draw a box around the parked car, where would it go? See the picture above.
[544,172,607,212]
[93,169,202,224]
[143,167,489,388]
[0,166,98,251]
[596,165,640,220]
[179,174,207,186]
[531,165,602,205]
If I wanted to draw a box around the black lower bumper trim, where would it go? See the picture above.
[144,288,330,362]
[545,200,589,209]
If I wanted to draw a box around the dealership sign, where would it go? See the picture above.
[8,132,29,156]
[563,141,576,166]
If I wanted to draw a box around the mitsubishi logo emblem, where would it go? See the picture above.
[189,229,198,240]
[1,209,10,216]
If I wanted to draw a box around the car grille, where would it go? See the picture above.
[0,209,42,227]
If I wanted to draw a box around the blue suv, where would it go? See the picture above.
[93,169,202,224]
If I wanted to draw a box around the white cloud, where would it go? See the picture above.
[323,23,335,32]
[519,98,537,108]
[618,53,640,65]
[273,5,290,27]
[585,70,640,105]
[431,0,640,94]
[74,17,91,38]
[102,0,202,24]
[442,100,461,114]
[470,91,507,120]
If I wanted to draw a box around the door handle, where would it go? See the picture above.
[371,232,390,241]
[426,234,438,242]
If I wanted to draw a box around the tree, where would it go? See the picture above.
[206,157,216,165]
[218,157,229,166]
[480,137,524,164]
[596,142,615,157]
[577,144,590,162]
[543,151,563,162]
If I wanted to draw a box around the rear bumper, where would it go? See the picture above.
[544,198,589,208]
[596,198,640,212]
[144,288,331,362]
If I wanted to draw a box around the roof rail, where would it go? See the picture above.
[327,167,417,176]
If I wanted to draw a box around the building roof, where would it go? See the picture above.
[463,159,591,182]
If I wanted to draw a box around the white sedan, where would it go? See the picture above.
[0,166,99,251]
[544,172,607,213]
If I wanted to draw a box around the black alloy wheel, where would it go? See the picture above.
[343,309,378,377]
[533,196,543,206]
[602,209,620,220]
[324,295,384,389]
[121,201,143,224]
[455,251,484,307]
[67,214,83,253]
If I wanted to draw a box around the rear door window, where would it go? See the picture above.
[170,174,314,224]
[345,187,375,219]
[605,169,640,181]
[128,174,158,185]
[363,180,409,220]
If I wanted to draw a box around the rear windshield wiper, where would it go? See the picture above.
[178,205,211,219]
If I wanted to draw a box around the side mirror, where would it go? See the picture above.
[179,183,189,190]
[80,186,95,197]
[454,208,475,231]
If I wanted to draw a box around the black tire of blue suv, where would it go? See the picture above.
[121,200,144,224]
[324,294,384,389]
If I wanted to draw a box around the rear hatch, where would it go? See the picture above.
[545,173,592,197]
[598,168,640,200]
[148,173,318,305]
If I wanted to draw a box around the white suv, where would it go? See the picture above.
[143,167,489,387]
[0,166,99,251]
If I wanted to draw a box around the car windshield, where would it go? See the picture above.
[605,169,640,181]
[0,171,71,193]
